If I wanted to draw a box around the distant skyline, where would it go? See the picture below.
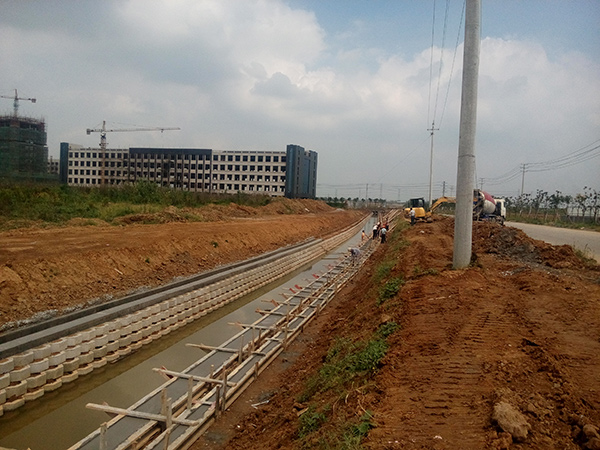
[1,0,598,200]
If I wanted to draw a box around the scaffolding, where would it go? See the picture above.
[0,115,48,179]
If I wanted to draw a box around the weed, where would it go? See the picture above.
[413,266,439,277]
[299,405,327,438]
[298,337,388,403]
[373,261,394,284]
[376,321,400,339]
[377,277,404,305]
[211,241,219,248]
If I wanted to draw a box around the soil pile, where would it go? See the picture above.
[193,215,600,450]
[0,198,363,330]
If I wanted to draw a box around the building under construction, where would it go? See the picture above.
[0,115,48,180]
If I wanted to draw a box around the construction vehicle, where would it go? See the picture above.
[404,190,505,224]
[473,190,506,224]
[404,196,456,222]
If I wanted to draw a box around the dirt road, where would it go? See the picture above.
[507,221,600,262]
[194,217,600,450]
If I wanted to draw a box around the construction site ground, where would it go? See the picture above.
[193,216,600,450]
[0,201,599,449]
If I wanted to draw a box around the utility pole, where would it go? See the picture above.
[365,183,369,205]
[520,164,527,196]
[428,122,439,208]
[442,181,446,197]
[453,0,481,269]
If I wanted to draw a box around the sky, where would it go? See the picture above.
[1,0,599,201]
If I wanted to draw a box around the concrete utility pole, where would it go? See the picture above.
[453,0,481,269]
[428,122,439,207]
[520,163,527,196]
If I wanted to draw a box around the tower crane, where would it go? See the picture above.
[86,120,180,150]
[0,89,36,117]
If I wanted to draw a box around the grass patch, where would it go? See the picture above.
[299,404,328,438]
[298,337,389,403]
[0,181,275,230]
[377,276,404,305]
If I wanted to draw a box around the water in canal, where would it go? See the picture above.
[0,221,374,450]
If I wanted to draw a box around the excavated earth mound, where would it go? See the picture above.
[0,198,363,330]
[193,215,600,450]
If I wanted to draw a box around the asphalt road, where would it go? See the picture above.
[506,222,600,263]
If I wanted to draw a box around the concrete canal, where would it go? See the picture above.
[0,219,376,450]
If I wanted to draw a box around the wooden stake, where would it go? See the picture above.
[85,403,199,426]
[100,422,107,450]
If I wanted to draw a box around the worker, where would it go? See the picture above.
[380,226,387,243]
[410,208,416,225]
[348,247,361,265]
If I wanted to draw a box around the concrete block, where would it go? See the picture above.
[119,315,132,327]
[93,346,108,359]
[118,335,133,348]
[106,320,119,331]
[79,329,95,342]
[0,389,5,405]
[30,358,49,374]
[77,364,93,376]
[6,380,27,399]
[48,351,66,367]
[94,334,109,348]
[63,358,80,373]
[130,330,142,342]
[117,347,132,358]
[12,351,34,368]
[106,340,119,353]
[45,364,64,380]
[49,338,68,354]
[26,372,47,390]
[64,345,81,360]
[10,365,31,383]
[92,358,107,370]
[61,371,79,383]
[119,324,132,338]
[3,396,25,412]
[24,388,44,402]
[78,352,94,365]
[0,358,14,375]
[108,329,121,342]
[0,373,10,390]
[140,326,151,338]
[44,378,62,392]
[66,333,83,347]
[32,344,51,361]
[79,341,92,353]
[105,352,120,363]
[130,341,143,351]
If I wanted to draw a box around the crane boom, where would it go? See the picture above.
[86,120,180,149]
[0,89,36,117]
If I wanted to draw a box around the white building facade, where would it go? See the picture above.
[59,144,291,196]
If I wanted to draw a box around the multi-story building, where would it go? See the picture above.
[59,143,317,198]
[285,144,318,198]
[0,115,48,180]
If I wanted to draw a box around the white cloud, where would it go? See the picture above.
[1,0,598,198]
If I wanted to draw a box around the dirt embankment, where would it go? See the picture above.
[193,215,600,450]
[0,198,364,330]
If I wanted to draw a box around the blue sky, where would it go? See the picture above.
[1,0,599,200]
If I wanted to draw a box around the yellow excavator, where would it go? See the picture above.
[404,196,456,222]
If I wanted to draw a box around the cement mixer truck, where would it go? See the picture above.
[473,190,506,224]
